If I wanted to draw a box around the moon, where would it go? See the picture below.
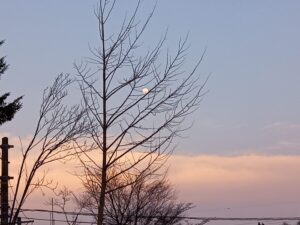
[142,88,149,94]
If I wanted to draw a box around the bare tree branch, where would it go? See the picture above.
[75,1,208,224]
[9,74,89,225]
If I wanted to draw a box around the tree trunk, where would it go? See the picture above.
[97,161,107,225]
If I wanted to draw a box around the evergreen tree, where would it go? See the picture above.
[0,40,22,125]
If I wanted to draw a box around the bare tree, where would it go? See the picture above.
[9,74,88,225]
[50,187,89,225]
[52,169,192,225]
[79,169,193,225]
[75,1,207,224]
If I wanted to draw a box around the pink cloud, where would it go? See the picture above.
[2,133,300,218]
[167,154,300,217]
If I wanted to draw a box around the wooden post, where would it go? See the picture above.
[1,137,14,225]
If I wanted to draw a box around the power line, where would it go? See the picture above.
[18,216,94,224]
[19,209,95,217]
[17,209,300,222]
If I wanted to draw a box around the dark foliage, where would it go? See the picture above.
[0,40,22,125]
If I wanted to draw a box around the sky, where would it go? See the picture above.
[1,0,300,221]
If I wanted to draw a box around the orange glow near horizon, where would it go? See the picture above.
[2,133,300,217]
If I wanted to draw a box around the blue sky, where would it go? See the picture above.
[2,1,300,218]
[1,0,300,156]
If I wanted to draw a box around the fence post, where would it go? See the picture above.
[1,137,14,225]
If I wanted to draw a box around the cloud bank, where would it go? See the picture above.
[168,154,300,217]
[1,133,300,217]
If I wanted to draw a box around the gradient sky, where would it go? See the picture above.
[1,0,300,155]
[1,0,300,220]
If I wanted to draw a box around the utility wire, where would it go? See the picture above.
[18,216,94,224]
[19,208,95,217]
[17,209,300,222]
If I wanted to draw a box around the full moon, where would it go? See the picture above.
[142,88,149,94]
